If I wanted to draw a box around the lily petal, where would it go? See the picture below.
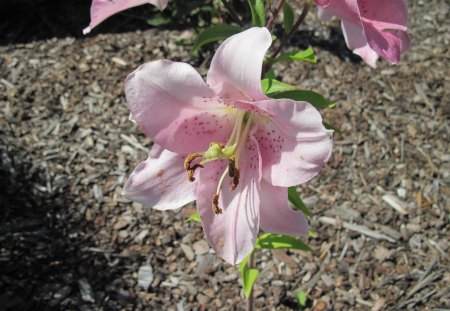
[207,27,272,102]
[259,181,309,237]
[341,20,379,68]
[123,145,196,210]
[254,98,333,187]
[125,60,235,154]
[83,0,168,34]
[358,0,408,31]
[196,137,261,265]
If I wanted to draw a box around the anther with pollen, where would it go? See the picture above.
[228,156,240,190]
[184,153,203,182]
[212,194,222,214]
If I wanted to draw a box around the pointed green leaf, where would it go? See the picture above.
[271,90,335,109]
[248,0,266,27]
[288,186,313,218]
[239,251,260,299]
[274,47,317,64]
[185,212,201,223]
[255,233,311,251]
[193,25,242,51]
[261,78,297,95]
[283,3,295,31]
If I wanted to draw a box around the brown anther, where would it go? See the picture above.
[212,194,222,214]
[184,153,203,182]
[230,168,240,191]
[228,156,236,177]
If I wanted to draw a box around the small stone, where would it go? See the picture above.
[196,293,210,304]
[138,265,154,290]
[193,240,209,255]
[180,243,195,261]
[78,278,95,303]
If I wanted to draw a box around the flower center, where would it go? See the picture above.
[184,110,253,214]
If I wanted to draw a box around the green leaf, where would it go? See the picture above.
[248,0,266,27]
[288,186,313,218]
[239,251,260,299]
[264,68,276,80]
[261,78,297,95]
[283,3,295,32]
[192,25,242,51]
[242,268,260,298]
[295,290,308,307]
[185,212,201,223]
[271,90,335,109]
[309,229,316,238]
[255,233,311,251]
[273,48,317,64]
[147,16,171,27]
[323,121,340,133]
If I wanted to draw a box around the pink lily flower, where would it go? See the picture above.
[315,0,411,67]
[83,0,168,34]
[123,27,333,265]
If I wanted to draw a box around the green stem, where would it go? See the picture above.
[245,251,255,311]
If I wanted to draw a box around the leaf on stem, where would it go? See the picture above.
[255,233,312,251]
[271,90,335,109]
[272,47,317,64]
[288,186,313,218]
[283,3,295,32]
[261,78,297,95]
[192,24,242,51]
[239,251,260,299]
[248,0,266,27]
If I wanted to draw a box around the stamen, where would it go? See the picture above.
[228,156,236,177]
[230,168,240,191]
[184,153,203,182]
[212,194,222,214]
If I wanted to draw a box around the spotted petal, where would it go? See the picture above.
[196,137,262,265]
[123,145,196,210]
[125,60,235,154]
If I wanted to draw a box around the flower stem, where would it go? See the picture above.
[245,251,255,311]
[270,0,312,60]
[266,0,286,30]
[221,0,244,27]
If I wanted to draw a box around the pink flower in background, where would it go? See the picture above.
[315,0,411,67]
[123,27,333,265]
[83,0,168,34]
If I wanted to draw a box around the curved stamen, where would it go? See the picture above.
[184,153,203,182]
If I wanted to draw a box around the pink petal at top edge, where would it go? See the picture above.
[125,60,235,154]
[207,27,272,102]
[357,0,408,31]
[123,145,197,210]
[83,0,168,34]
[259,181,309,237]
[196,135,262,265]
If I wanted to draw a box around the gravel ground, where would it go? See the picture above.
[0,0,449,310]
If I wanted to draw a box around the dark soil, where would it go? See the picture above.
[0,0,449,310]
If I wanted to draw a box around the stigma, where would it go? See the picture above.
[183,110,253,214]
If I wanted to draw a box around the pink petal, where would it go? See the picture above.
[125,60,235,154]
[83,0,168,34]
[207,27,272,102]
[363,23,411,65]
[358,0,408,31]
[341,20,379,67]
[196,136,262,265]
[259,181,309,237]
[123,145,196,210]
[253,98,333,187]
